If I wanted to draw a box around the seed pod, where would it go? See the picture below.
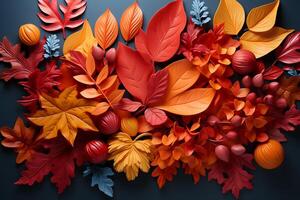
[231,115,242,127]
[92,45,105,61]
[106,48,116,64]
[252,73,264,88]
[246,92,257,103]
[215,145,230,162]
[268,82,279,92]
[121,117,139,136]
[98,111,120,135]
[85,140,108,164]
[19,24,40,46]
[232,49,256,75]
[231,144,246,156]
[226,131,238,140]
[242,76,252,88]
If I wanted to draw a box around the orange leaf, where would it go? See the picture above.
[59,63,77,90]
[254,117,268,128]
[120,2,143,41]
[108,90,125,105]
[80,88,101,99]
[73,75,95,85]
[234,99,245,111]
[85,52,95,76]
[95,9,118,50]
[157,88,215,115]
[96,65,109,84]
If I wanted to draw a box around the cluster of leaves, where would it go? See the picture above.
[1,0,300,199]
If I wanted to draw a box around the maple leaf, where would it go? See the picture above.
[108,132,153,181]
[0,37,44,81]
[37,0,87,38]
[28,87,98,145]
[18,61,61,111]
[15,134,90,193]
[0,117,37,164]
[277,32,300,64]
[152,163,179,189]
[275,105,300,131]
[208,154,255,199]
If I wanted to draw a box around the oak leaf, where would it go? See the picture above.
[28,87,98,145]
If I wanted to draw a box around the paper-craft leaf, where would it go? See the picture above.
[246,0,280,32]
[116,43,154,103]
[144,108,168,126]
[263,65,283,80]
[146,69,169,105]
[120,2,143,42]
[108,132,152,181]
[0,37,44,81]
[83,166,114,197]
[63,20,97,57]
[164,59,200,100]
[240,27,294,58]
[136,0,186,62]
[0,118,36,164]
[28,87,98,145]
[156,88,215,115]
[213,0,245,35]
[37,0,87,38]
[16,134,89,193]
[95,9,118,50]
[277,32,300,64]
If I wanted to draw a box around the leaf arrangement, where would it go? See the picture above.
[1,0,300,199]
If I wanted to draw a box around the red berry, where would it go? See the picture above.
[256,97,263,104]
[252,73,264,88]
[276,98,287,109]
[226,131,238,140]
[207,115,220,126]
[268,82,279,93]
[263,94,274,105]
[98,111,120,135]
[85,140,108,164]
[106,48,116,64]
[231,115,242,127]
[232,50,256,75]
[231,144,246,156]
[242,76,252,88]
[215,145,230,162]
[246,92,257,103]
[92,45,105,61]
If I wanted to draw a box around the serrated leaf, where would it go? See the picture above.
[213,0,245,35]
[247,0,280,32]
[95,9,118,50]
[120,2,143,42]
[240,27,294,58]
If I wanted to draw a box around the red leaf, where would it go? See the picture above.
[38,0,87,38]
[116,43,154,103]
[135,0,187,62]
[18,61,61,111]
[275,105,300,131]
[263,65,283,80]
[144,108,168,126]
[0,37,44,81]
[208,154,255,199]
[146,69,169,106]
[117,98,143,112]
[277,32,300,64]
[15,134,91,193]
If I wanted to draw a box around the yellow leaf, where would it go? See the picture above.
[63,20,97,58]
[28,87,98,145]
[92,102,110,116]
[95,9,119,50]
[240,27,294,58]
[156,88,216,115]
[120,2,143,41]
[213,0,245,35]
[164,59,200,100]
[247,0,280,32]
[108,132,152,181]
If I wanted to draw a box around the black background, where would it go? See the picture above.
[1,0,300,200]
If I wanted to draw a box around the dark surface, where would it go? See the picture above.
[1,0,300,199]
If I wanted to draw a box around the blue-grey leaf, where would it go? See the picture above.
[44,34,60,59]
[190,0,211,26]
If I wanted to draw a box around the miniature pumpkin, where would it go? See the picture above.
[120,117,138,137]
[254,139,284,169]
[18,24,41,46]
[85,140,108,164]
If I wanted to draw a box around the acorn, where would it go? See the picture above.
[85,140,108,164]
[232,49,256,75]
[106,48,116,64]
[242,76,252,88]
[226,131,238,140]
[92,45,105,61]
[252,73,264,88]
[231,144,246,156]
[231,115,242,127]
[121,117,139,136]
[18,24,40,46]
[275,98,287,109]
[98,111,120,135]
[215,145,230,162]
[207,115,220,126]
[268,82,279,93]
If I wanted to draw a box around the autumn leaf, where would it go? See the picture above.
[108,132,153,181]
[95,9,118,50]
[146,69,169,105]
[63,20,97,58]
[213,0,245,35]
[15,134,91,193]
[263,65,283,80]
[116,43,154,103]
[156,88,216,115]
[28,87,98,145]
[152,164,179,189]
[277,32,300,64]
[135,0,186,62]
[0,117,36,164]
[240,27,294,58]
[164,59,200,100]
[246,0,280,32]
[144,108,168,126]
[277,76,300,106]
[120,2,143,42]
[275,105,300,131]
[37,0,87,38]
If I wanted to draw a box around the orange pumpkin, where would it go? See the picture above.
[254,139,284,169]
[19,24,40,46]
